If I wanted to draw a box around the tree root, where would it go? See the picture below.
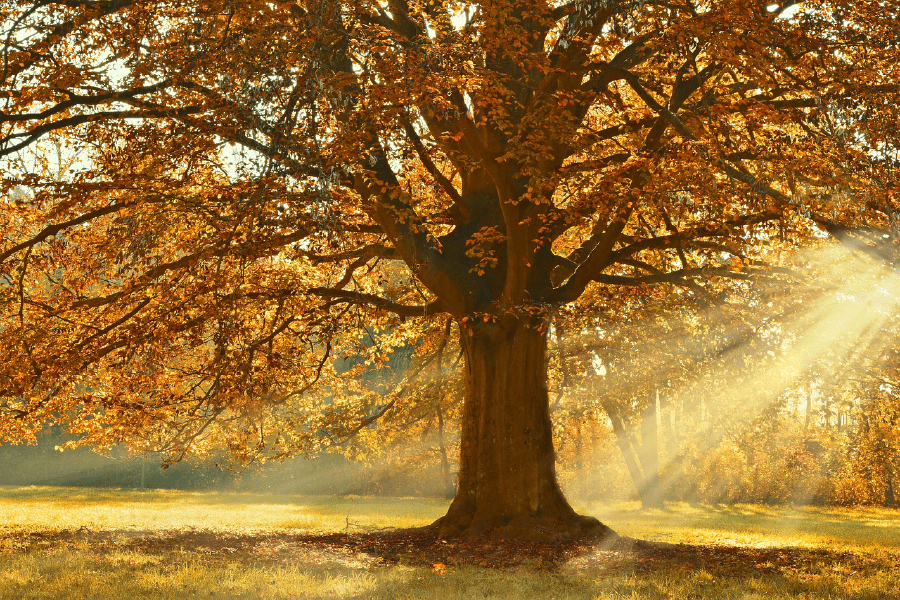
[431,511,618,542]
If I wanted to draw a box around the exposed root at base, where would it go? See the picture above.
[430,512,618,542]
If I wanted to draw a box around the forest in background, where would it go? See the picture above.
[6,267,898,510]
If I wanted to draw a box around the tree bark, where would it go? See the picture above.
[431,316,614,540]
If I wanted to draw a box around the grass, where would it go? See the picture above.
[0,486,449,533]
[1,486,899,599]
[587,500,900,552]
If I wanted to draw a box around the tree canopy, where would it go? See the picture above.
[1,0,898,536]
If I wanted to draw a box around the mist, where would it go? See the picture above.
[553,242,900,507]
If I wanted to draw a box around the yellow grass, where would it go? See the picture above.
[0,486,448,533]
[2,486,899,599]
[588,500,900,552]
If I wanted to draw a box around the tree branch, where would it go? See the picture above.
[403,121,466,220]
[308,287,446,317]
[0,201,136,265]
[550,202,635,303]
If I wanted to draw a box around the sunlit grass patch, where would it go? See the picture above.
[2,487,899,599]
[587,500,900,552]
[0,485,448,534]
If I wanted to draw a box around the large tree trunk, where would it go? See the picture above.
[431,316,614,540]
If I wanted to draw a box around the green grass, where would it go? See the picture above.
[2,486,899,599]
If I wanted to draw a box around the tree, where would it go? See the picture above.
[1,0,898,537]
[552,274,781,507]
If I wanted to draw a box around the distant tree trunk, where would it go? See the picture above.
[659,390,679,501]
[574,417,584,470]
[436,402,455,499]
[885,468,896,507]
[638,389,663,509]
[606,405,646,496]
[659,391,675,461]
[572,416,585,498]
[432,316,612,539]
[434,318,456,500]
[605,396,663,509]
[804,387,812,431]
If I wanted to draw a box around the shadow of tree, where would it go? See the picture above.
[4,527,899,599]
[6,526,891,575]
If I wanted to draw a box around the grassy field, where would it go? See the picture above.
[1,486,899,599]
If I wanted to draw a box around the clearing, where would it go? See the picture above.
[1,486,898,599]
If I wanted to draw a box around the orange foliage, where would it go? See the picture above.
[0,1,897,512]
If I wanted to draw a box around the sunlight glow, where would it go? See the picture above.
[565,242,900,525]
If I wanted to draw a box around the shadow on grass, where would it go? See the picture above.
[5,525,894,573]
[4,527,899,599]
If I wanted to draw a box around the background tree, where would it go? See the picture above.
[551,244,900,507]
[1,0,898,537]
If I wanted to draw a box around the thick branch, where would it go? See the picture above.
[300,244,398,264]
[594,267,753,286]
[403,121,466,220]
[0,106,204,158]
[308,287,446,317]
[814,219,900,265]
[550,202,635,303]
[0,201,135,265]
[355,145,468,315]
